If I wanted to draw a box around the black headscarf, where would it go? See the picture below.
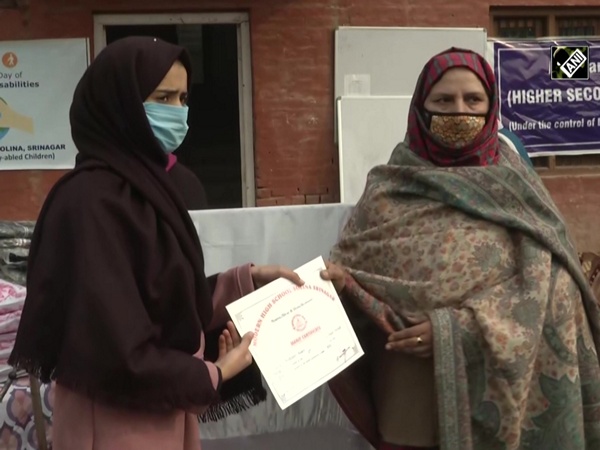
[9,37,244,413]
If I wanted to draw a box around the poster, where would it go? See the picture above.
[0,38,89,170]
[487,39,600,156]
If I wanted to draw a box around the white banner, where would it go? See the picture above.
[0,38,89,170]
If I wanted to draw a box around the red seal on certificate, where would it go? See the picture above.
[292,314,307,332]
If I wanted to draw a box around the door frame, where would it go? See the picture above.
[93,12,256,207]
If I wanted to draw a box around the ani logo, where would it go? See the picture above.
[551,46,589,80]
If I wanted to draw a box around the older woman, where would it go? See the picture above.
[327,49,600,450]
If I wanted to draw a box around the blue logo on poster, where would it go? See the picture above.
[0,97,35,141]
[0,98,9,142]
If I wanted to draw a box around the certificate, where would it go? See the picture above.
[225,256,364,410]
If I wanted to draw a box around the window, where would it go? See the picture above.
[557,17,600,36]
[490,8,600,170]
[495,17,546,38]
[490,7,600,38]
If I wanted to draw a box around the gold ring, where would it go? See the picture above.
[416,336,423,345]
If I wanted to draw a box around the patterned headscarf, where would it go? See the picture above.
[406,48,500,166]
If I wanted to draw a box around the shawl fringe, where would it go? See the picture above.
[199,385,267,422]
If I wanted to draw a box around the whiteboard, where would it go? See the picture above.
[337,96,411,204]
[334,26,488,100]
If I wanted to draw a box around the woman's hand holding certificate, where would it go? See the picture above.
[226,256,363,410]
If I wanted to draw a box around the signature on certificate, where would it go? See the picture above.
[337,346,352,362]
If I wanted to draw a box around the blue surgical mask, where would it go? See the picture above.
[143,102,189,154]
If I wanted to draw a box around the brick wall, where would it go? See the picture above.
[1,0,599,249]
